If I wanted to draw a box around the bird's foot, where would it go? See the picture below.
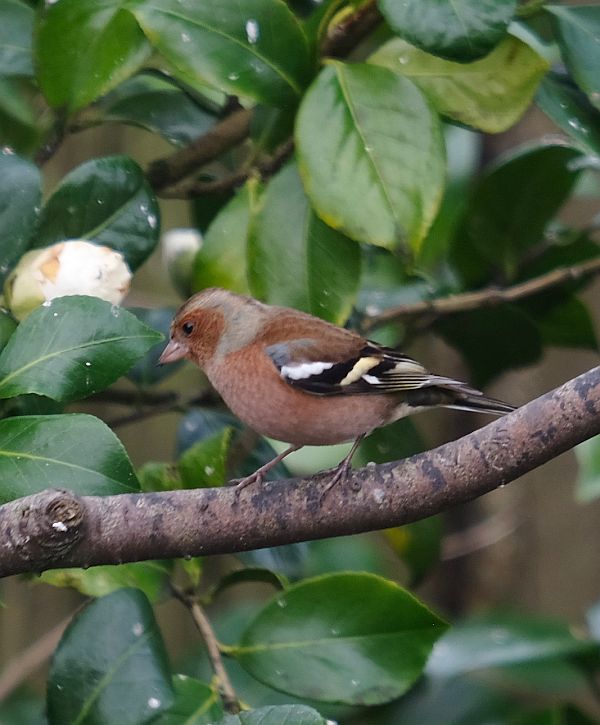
[320,459,354,499]
[229,470,264,493]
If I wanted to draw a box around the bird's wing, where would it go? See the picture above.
[265,339,460,396]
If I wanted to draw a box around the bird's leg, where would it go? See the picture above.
[233,443,302,492]
[320,434,366,497]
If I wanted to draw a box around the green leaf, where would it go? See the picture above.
[451,142,584,287]
[537,72,600,156]
[248,162,360,324]
[370,34,549,133]
[36,0,151,112]
[296,62,445,252]
[47,589,174,724]
[0,413,138,505]
[39,561,170,602]
[0,150,40,284]
[97,75,217,147]
[436,305,542,387]
[131,0,311,107]
[178,427,234,488]
[192,181,261,295]
[0,78,41,156]
[34,156,160,271]
[518,293,598,351]
[208,567,289,601]
[232,572,448,705]
[220,705,328,725]
[575,435,600,503]
[426,612,599,678]
[0,296,162,402]
[547,5,600,109]
[0,0,34,78]
[153,675,223,725]
[378,0,516,62]
[127,307,182,386]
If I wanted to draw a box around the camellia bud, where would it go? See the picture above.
[161,227,202,298]
[4,240,132,320]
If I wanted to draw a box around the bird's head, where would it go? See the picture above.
[159,287,267,367]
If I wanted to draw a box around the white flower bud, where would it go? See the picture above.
[161,227,202,297]
[5,240,132,320]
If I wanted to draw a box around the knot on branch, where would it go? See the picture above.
[11,489,84,570]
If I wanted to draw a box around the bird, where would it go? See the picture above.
[159,288,515,492]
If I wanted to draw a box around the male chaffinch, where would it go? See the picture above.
[159,288,514,490]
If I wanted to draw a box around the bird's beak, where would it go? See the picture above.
[158,339,188,365]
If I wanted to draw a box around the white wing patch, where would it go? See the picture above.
[281,361,334,380]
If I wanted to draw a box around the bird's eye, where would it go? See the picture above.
[182,321,194,336]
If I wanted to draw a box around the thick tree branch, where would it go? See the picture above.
[363,256,600,331]
[1,366,599,578]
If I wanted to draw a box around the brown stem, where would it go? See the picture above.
[363,256,600,331]
[160,139,294,200]
[170,583,240,714]
[0,365,599,578]
[321,0,382,58]
[147,108,253,192]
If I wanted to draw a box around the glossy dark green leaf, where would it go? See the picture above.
[98,76,217,146]
[34,156,160,271]
[518,293,598,351]
[237,542,311,582]
[0,78,41,155]
[248,162,360,324]
[379,0,516,61]
[296,62,445,252]
[220,705,328,725]
[303,535,390,579]
[0,309,16,354]
[36,0,151,111]
[127,307,181,385]
[370,34,548,133]
[132,0,311,107]
[47,589,174,724]
[250,105,296,154]
[39,561,170,602]
[575,436,600,503]
[192,181,262,295]
[233,572,448,705]
[153,675,223,725]
[452,143,584,287]
[209,568,288,602]
[0,413,138,504]
[547,5,600,109]
[0,296,162,402]
[357,417,424,466]
[178,427,234,488]
[0,149,40,284]
[537,72,600,155]
[385,518,443,587]
[0,690,46,725]
[427,612,599,678]
[436,305,542,387]
[0,0,34,78]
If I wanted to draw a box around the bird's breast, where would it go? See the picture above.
[205,348,399,446]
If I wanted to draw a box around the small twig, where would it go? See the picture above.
[363,256,600,331]
[148,108,253,192]
[160,138,295,199]
[442,507,520,560]
[0,612,74,701]
[88,389,179,407]
[321,0,382,58]
[170,583,240,714]
[105,391,213,429]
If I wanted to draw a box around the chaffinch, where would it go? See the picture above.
[159,288,514,491]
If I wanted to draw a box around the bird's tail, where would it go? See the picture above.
[427,377,515,416]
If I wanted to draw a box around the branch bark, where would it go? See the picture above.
[1,366,599,579]
[363,256,600,331]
